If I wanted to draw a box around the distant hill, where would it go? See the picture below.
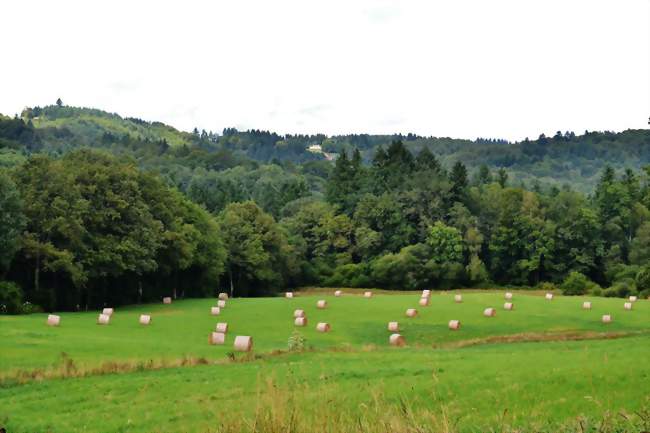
[2,104,650,191]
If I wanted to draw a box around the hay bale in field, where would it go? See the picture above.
[387,321,399,332]
[46,314,60,326]
[545,293,554,300]
[582,301,592,310]
[216,322,228,333]
[505,292,513,300]
[624,302,633,310]
[483,307,496,317]
[217,300,226,308]
[163,297,172,304]
[334,290,342,297]
[406,308,418,318]
[293,309,305,318]
[629,296,638,302]
[364,291,372,298]
[448,320,461,330]
[316,322,331,332]
[218,293,228,301]
[209,332,226,345]
[233,335,253,351]
[503,302,514,311]
[454,294,462,303]
[294,317,307,327]
[102,308,114,316]
[317,300,327,309]
[422,289,431,298]
[210,306,221,316]
[602,314,612,324]
[139,314,151,325]
[419,297,430,307]
[389,333,406,347]
[97,313,110,325]
[285,292,294,299]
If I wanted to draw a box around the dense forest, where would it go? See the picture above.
[2,103,650,313]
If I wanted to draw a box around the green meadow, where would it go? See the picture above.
[1,290,649,432]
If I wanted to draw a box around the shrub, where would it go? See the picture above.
[590,285,603,297]
[288,330,306,352]
[560,272,590,296]
[325,263,371,288]
[538,281,558,292]
[604,280,635,298]
[0,281,24,314]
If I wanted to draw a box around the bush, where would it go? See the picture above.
[325,263,371,288]
[604,280,635,298]
[0,281,24,314]
[560,272,591,296]
[538,281,558,292]
[288,330,306,352]
[590,285,603,297]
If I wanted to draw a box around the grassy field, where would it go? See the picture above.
[1,290,649,432]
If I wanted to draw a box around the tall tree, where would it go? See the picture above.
[0,170,25,274]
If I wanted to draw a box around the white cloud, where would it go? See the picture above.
[0,0,647,141]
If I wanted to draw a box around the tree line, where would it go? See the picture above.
[2,106,650,313]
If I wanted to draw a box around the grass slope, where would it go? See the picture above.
[31,106,194,147]
[1,290,649,432]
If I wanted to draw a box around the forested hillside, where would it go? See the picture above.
[1,103,650,313]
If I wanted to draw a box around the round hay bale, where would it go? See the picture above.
[216,322,228,333]
[483,307,496,317]
[582,301,592,310]
[448,319,461,330]
[387,321,399,332]
[210,306,221,316]
[217,300,226,309]
[218,292,229,301]
[102,308,114,316]
[317,300,327,309]
[210,332,226,345]
[293,309,305,318]
[422,289,431,298]
[503,302,514,311]
[334,290,342,297]
[454,294,463,303]
[294,317,307,327]
[139,314,151,325]
[545,293,554,301]
[316,322,331,332]
[285,292,294,299]
[389,333,406,347]
[364,291,373,298]
[406,308,418,318]
[602,314,612,324]
[419,297,430,307]
[163,297,172,304]
[624,302,633,311]
[46,314,60,326]
[505,292,513,300]
[97,313,110,325]
[233,335,253,352]
[629,296,638,303]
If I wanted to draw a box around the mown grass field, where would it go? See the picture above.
[1,290,649,432]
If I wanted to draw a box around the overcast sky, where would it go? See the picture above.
[1,0,648,141]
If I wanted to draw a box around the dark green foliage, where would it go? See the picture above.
[560,272,591,296]
[0,281,23,314]
[2,104,650,311]
[0,171,25,273]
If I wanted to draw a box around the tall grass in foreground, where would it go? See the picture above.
[208,378,650,433]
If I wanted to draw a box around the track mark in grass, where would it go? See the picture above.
[434,330,648,349]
